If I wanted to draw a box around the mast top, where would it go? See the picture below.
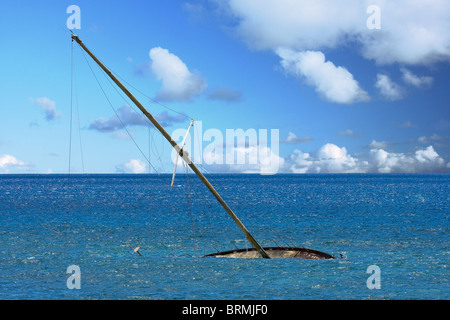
[71,34,80,42]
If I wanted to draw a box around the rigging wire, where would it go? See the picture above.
[76,44,159,174]
[97,64,168,174]
[73,48,85,173]
[107,67,192,120]
[68,40,74,174]
[99,60,193,174]
[151,126,167,173]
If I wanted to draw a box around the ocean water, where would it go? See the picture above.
[0,173,448,300]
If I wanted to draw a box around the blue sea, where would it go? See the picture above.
[0,174,448,300]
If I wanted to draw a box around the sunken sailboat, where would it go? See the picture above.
[71,34,334,259]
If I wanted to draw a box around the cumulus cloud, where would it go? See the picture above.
[289,143,369,173]
[220,0,450,104]
[418,134,445,144]
[370,146,446,173]
[375,74,404,100]
[415,146,443,164]
[89,106,187,133]
[149,47,206,101]
[360,0,450,65]
[367,140,391,150]
[227,0,364,52]
[288,150,313,174]
[116,159,148,173]
[369,149,412,173]
[400,68,433,88]
[30,97,61,121]
[288,143,449,173]
[281,132,312,144]
[0,154,30,173]
[226,0,450,65]
[277,49,369,104]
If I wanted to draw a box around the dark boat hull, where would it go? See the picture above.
[203,247,334,259]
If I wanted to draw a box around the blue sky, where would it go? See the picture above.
[0,0,449,174]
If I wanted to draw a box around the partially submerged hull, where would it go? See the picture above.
[204,247,335,259]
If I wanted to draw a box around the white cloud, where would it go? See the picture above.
[149,47,206,101]
[30,97,61,121]
[288,143,449,173]
[401,68,433,88]
[290,143,369,173]
[315,143,368,173]
[282,132,312,144]
[277,49,369,104]
[375,74,404,100]
[116,159,148,173]
[288,150,314,174]
[418,134,444,144]
[227,0,365,52]
[368,140,390,150]
[415,146,444,164]
[375,69,432,100]
[222,0,450,104]
[0,154,29,173]
[360,0,450,65]
[226,0,450,65]
[369,146,446,173]
[369,149,413,173]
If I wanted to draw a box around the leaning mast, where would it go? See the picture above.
[71,34,270,259]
